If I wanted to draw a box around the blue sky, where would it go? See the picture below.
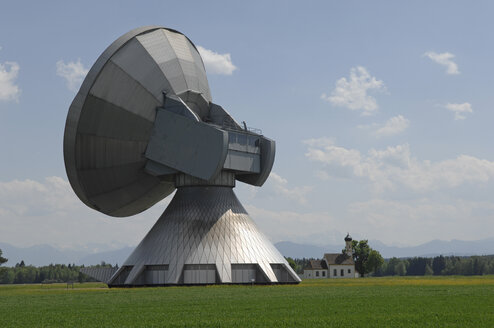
[1,1,494,250]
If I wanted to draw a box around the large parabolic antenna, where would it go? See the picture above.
[64,26,300,286]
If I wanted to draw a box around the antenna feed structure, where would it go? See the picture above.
[144,89,275,191]
[64,26,300,286]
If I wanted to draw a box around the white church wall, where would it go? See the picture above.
[329,265,354,278]
[303,269,328,279]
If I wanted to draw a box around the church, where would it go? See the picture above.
[303,234,358,279]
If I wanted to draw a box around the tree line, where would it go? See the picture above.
[0,248,116,284]
[3,248,494,284]
[0,261,116,284]
[288,239,494,277]
[291,254,494,276]
[374,255,494,276]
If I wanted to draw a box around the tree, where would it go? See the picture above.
[424,264,434,276]
[0,249,7,266]
[78,271,84,284]
[432,255,446,275]
[407,257,429,275]
[285,257,297,272]
[395,261,407,276]
[352,240,384,277]
[367,249,384,274]
[0,268,14,284]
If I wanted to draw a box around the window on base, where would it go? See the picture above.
[316,271,319,277]
[322,271,326,277]
[348,269,351,274]
[341,269,344,276]
[333,269,337,276]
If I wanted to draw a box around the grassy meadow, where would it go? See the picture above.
[1,276,493,327]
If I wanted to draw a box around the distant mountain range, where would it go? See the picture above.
[0,242,134,267]
[2,238,494,266]
[275,238,494,259]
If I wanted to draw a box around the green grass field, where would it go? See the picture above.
[1,276,494,327]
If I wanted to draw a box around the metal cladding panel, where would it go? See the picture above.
[138,30,178,63]
[158,58,188,95]
[180,60,200,91]
[208,103,242,128]
[124,264,145,285]
[116,186,301,286]
[77,95,154,141]
[231,264,257,283]
[89,175,171,216]
[80,267,118,284]
[75,135,147,169]
[176,91,209,120]
[89,61,159,122]
[188,44,210,100]
[78,162,146,196]
[111,37,173,100]
[224,151,260,173]
[109,266,132,286]
[139,28,212,105]
[236,137,276,187]
[271,264,298,283]
[108,182,175,217]
[145,108,228,181]
[164,30,194,61]
[142,265,168,285]
[183,264,216,284]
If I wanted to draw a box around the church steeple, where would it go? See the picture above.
[344,233,353,257]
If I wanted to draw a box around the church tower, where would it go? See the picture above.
[344,233,353,257]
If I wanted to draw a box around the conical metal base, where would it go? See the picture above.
[107,186,300,286]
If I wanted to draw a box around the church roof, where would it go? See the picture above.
[305,259,328,270]
[323,253,354,265]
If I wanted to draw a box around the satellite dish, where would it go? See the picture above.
[66,26,300,285]
[64,26,208,217]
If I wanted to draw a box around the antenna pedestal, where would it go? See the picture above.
[107,184,300,286]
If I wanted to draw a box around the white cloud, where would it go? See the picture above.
[0,177,169,248]
[444,102,473,120]
[246,196,494,246]
[374,115,410,137]
[304,138,362,169]
[268,172,312,205]
[0,177,76,216]
[0,59,20,102]
[348,198,494,245]
[197,46,237,75]
[305,139,494,192]
[424,51,460,75]
[56,59,89,91]
[245,204,344,245]
[2,175,493,250]
[359,115,410,137]
[321,66,385,115]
